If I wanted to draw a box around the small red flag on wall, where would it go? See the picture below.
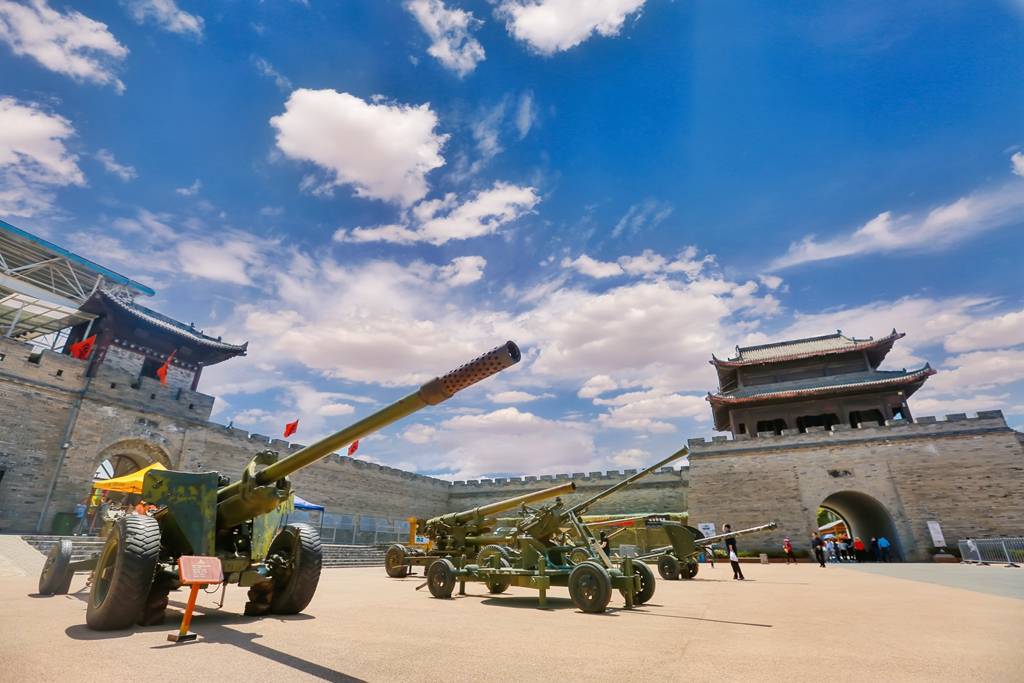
[156,350,176,385]
[69,335,97,360]
[284,419,299,438]
[347,440,359,456]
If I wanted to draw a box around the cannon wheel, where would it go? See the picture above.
[385,544,409,578]
[427,558,457,599]
[568,561,612,613]
[620,560,656,605]
[478,545,511,594]
[38,539,74,595]
[657,554,681,581]
[86,515,161,630]
[682,559,699,579]
[268,523,323,614]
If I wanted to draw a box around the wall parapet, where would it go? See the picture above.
[687,411,1010,456]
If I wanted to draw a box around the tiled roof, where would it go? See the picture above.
[101,289,247,353]
[708,366,934,404]
[713,330,903,366]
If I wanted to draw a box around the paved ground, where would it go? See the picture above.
[2,536,1021,682]
[838,561,1024,600]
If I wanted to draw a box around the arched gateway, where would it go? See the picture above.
[820,490,901,559]
[92,439,172,483]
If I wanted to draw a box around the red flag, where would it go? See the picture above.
[284,419,299,438]
[347,440,359,456]
[69,335,97,360]
[156,350,176,385]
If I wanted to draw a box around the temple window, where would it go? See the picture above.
[796,413,840,433]
[850,409,885,428]
[756,418,787,435]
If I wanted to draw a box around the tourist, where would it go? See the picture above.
[599,531,610,557]
[134,499,148,515]
[878,536,892,562]
[870,537,880,562]
[724,524,744,580]
[826,537,837,562]
[811,532,826,567]
[853,536,866,562]
[73,497,89,536]
[782,537,797,564]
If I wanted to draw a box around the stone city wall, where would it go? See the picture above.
[686,412,1024,560]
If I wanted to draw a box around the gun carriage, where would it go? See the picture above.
[422,446,689,613]
[37,342,521,630]
[641,521,778,580]
[384,482,577,577]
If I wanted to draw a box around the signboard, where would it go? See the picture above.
[697,522,716,539]
[926,520,946,548]
[178,555,224,585]
[414,535,429,545]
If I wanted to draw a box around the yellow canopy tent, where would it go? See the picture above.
[92,462,167,494]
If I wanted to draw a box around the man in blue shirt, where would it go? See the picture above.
[877,536,892,562]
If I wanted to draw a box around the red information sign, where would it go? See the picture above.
[178,555,223,585]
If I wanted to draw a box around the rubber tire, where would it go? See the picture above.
[385,544,410,578]
[427,559,457,599]
[683,560,699,579]
[269,523,323,615]
[39,539,75,595]
[620,560,656,605]
[85,515,160,631]
[568,561,612,613]
[657,555,680,581]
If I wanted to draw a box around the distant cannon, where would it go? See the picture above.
[645,521,778,579]
[38,342,521,631]
[421,446,690,613]
[384,482,577,578]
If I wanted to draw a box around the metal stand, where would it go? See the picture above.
[167,584,201,643]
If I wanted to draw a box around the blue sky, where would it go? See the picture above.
[2,0,1022,480]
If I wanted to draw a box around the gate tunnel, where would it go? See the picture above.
[820,490,901,559]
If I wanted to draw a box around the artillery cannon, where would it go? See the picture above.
[37,341,521,630]
[422,446,689,613]
[643,521,777,580]
[384,482,577,578]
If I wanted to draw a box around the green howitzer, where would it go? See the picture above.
[422,446,689,613]
[644,521,777,580]
[383,481,577,578]
[38,341,521,631]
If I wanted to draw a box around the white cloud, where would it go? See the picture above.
[496,0,646,55]
[1012,152,1024,177]
[402,424,437,444]
[578,374,619,399]
[0,0,128,90]
[95,148,136,181]
[562,248,714,280]
[487,390,553,403]
[928,349,1024,393]
[943,309,1024,353]
[596,390,708,432]
[176,235,271,286]
[772,178,1024,270]
[516,91,536,139]
[271,89,448,206]
[121,0,203,37]
[612,198,673,238]
[438,255,487,286]
[252,56,292,91]
[404,407,596,479]
[610,447,648,468]
[405,0,485,77]
[759,274,783,291]
[338,181,539,245]
[0,97,84,217]
[176,179,201,196]
[561,254,623,278]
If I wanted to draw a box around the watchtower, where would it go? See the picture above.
[707,330,935,437]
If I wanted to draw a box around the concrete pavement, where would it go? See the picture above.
[1,539,1021,682]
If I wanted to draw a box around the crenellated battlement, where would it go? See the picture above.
[687,411,1010,456]
[0,336,89,386]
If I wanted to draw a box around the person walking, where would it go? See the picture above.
[826,538,837,563]
[878,536,892,562]
[72,497,89,536]
[853,536,866,562]
[811,532,826,567]
[782,537,797,564]
[870,537,880,562]
[724,524,744,580]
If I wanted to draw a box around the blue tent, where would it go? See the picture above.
[293,495,324,512]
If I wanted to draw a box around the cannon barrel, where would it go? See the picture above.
[566,446,688,517]
[216,342,521,525]
[426,481,576,527]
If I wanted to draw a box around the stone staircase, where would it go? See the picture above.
[21,535,385,569]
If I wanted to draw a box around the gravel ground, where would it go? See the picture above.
[2,536,1021,682]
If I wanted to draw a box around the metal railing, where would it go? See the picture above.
[957,537,1022,567]
[286,509,410,546]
